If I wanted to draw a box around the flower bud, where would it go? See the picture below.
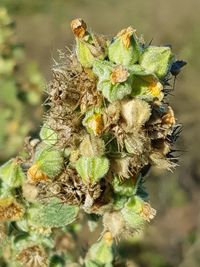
[71,19,108,68]
[139,46,175,79]
[93,59,132,102]
[121,196,156,230]
[108,26,142,66]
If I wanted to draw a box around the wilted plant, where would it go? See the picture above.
[0,18,186,266]
[0,7,44,162]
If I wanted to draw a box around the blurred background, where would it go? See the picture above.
[0,0,199,266]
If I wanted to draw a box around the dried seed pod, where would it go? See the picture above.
[111,157,131,179]
[0,197,24,221]
[103,101,121,127]
[120,99,151,132]
[79,135,105,157]
[162,106,176,126]
[22,182,39,202]
[17,245,48,267]
[150,152,177,171]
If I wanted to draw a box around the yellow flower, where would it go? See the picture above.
[148,80,163,100]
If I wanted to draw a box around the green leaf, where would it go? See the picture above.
[40,124,58,145]
[0,159,25,188]
[34,146,64,178]
[28,198,79,228]
[76,156,109,184]
[139,46,175,78]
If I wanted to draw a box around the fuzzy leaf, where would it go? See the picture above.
[28,198,79,228]
[0,159,25,188]
[139,46,175,78]
[40,124,58,145]
[34,146,64,178]
[76,156,109,184]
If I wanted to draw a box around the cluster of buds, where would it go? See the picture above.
[0,8,44,162]
[0,18,185,266]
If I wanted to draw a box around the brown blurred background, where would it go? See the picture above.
[1,0,200,266]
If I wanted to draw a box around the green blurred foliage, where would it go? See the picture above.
[0,7,44,162]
